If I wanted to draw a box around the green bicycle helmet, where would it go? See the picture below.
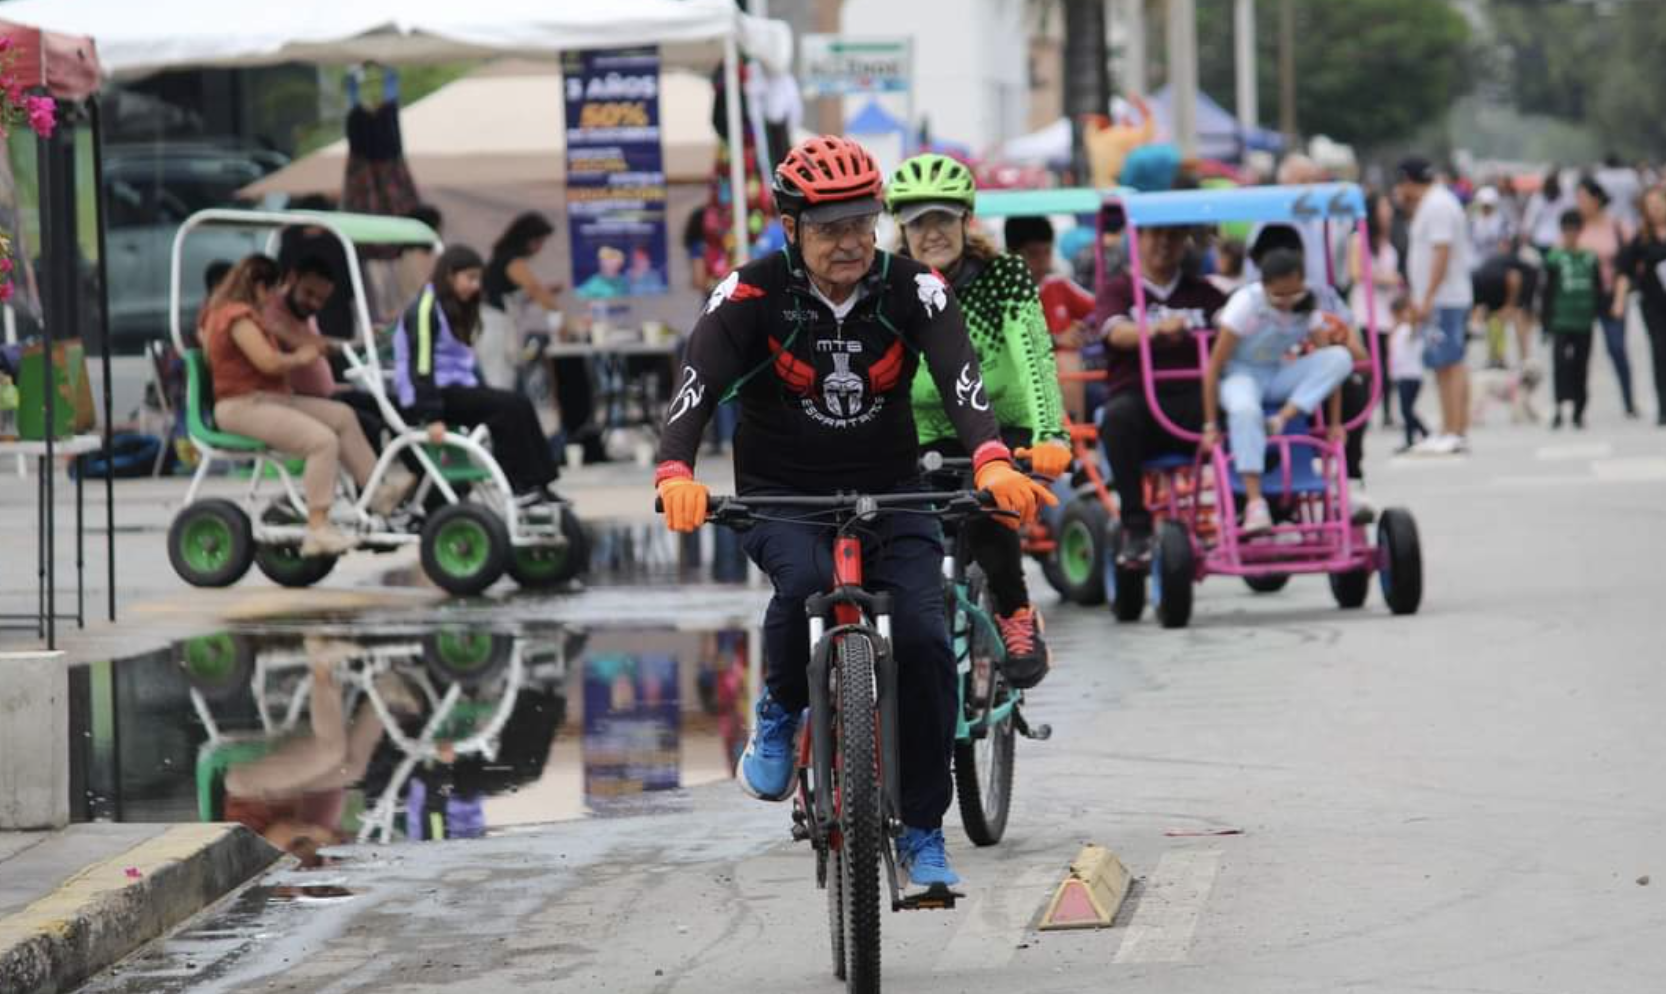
[885,153,977,214]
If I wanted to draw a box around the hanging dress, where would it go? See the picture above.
[343,99,420,218]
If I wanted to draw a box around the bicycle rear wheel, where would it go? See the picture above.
[954,575,1016,845]
[836,633,882,992]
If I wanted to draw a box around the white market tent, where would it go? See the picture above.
[241,62,720,196]
[2,0,793,259]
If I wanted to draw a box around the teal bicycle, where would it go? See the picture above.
[925,453,1052,846]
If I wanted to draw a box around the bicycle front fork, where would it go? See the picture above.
[803,611,903,838]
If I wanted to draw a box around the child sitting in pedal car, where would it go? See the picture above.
[1201,246,1366,535]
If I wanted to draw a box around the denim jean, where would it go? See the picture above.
[1220,346,1354,475]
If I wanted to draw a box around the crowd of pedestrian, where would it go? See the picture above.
[1023,150,1666,472]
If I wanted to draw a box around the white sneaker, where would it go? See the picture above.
[300,525,358,557]
[1412,434,1461,456]
[368,467,417,517]
[1241,498,1273,535]
[1349,486,1376,524]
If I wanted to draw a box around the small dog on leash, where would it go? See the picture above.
[1471,363,1543,425]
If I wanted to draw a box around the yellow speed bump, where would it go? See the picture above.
[1039,845,1132,931]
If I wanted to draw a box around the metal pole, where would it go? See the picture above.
[1234,0,1258,129]
[1167,0,1199,159]
[90,96,116,622]
[722,35,750,268]
[1278,0,1297,142]
[37,118,57,649]
[1064,0,1110,185]
[1118,0,1146,96]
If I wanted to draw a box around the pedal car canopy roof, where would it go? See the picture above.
[974,188,1109,219]
[184,208,440,246]
[1117,183,1367,227]
[0,0,793,77]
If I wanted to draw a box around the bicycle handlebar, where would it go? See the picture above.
[918,452,1034,474]
[654,489,1007,526]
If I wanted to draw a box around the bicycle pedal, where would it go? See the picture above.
[1022,722,1053,741]
[896,885,963,911]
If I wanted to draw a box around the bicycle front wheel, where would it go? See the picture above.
[836,633,883,992]
[954,576,1016,845]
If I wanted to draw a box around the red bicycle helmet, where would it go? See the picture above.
[773,135,885,219]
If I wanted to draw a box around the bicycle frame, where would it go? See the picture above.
[800,530,905,871]
[945,526,1021,742]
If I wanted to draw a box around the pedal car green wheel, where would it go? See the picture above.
[423,630,514,685]
[177,631,255,702]
[1377,507,1423,615]
[420,503,509,596]
[1151,521,1195,629]
[253,501,338,588]
[507,506,590,588]
[167,498,254,588]
[1053,497,1107,606]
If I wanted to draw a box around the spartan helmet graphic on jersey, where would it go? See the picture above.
[822,352,865,418]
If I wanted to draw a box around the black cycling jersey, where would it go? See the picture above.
[656,247,1010,495]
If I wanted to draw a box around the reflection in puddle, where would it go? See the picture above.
[68,622,753,858]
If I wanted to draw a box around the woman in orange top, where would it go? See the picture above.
[202,255,410,556]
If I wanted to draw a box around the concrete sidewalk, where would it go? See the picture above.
[0,823,279,994]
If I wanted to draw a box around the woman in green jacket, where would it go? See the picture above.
[890,153,1070,689]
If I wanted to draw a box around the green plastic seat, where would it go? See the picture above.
[183,349,269,453]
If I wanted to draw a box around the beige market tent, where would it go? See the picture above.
[2,0,791,264]
[241,61,719,198]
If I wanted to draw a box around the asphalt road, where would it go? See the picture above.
[80,402,1666,994]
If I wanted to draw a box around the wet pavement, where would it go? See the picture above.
[63,520,770,845]
[48,407,1666,994]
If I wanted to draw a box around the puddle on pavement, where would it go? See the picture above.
[67,617,757,855]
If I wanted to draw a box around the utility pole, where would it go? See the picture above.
[1063,0,1110,184]
[1234,0,1257,130]
[1278,0,1297,143]
[1167,0,1198,158]
[1116,0,1146,97]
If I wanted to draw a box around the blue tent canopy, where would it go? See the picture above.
[847,98,906,136]
[1148,86,1285,160]
[1116,183,1366,228]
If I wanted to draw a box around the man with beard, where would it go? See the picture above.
[264,254,394,451]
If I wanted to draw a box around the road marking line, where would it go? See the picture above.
[1591,456,1666,481]
[1111,849,1222,964]
[1492,474,1589,489]
[1535,442,1613,461]
[932,865,1056,973]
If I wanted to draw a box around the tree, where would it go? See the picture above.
[1586,2,1666,159]
[1190,0,1473,151]
[1483,0,1609,121]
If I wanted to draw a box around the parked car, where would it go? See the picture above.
[104,143,286,355]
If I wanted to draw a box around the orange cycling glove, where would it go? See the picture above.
[656,476,710,533]
[1016,441,1073,480]
[974,459,1058,529]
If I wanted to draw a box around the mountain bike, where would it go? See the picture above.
[693,489,996,993]
[921,452,1053,846]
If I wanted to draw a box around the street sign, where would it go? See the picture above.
[800,36,911,98]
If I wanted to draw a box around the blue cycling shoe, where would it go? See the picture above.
[737,690,799,801]
[898,826,962,890]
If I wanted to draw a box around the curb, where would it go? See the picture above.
[0,823,280,994]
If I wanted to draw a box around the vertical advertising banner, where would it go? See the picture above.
[562,47,670,303]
